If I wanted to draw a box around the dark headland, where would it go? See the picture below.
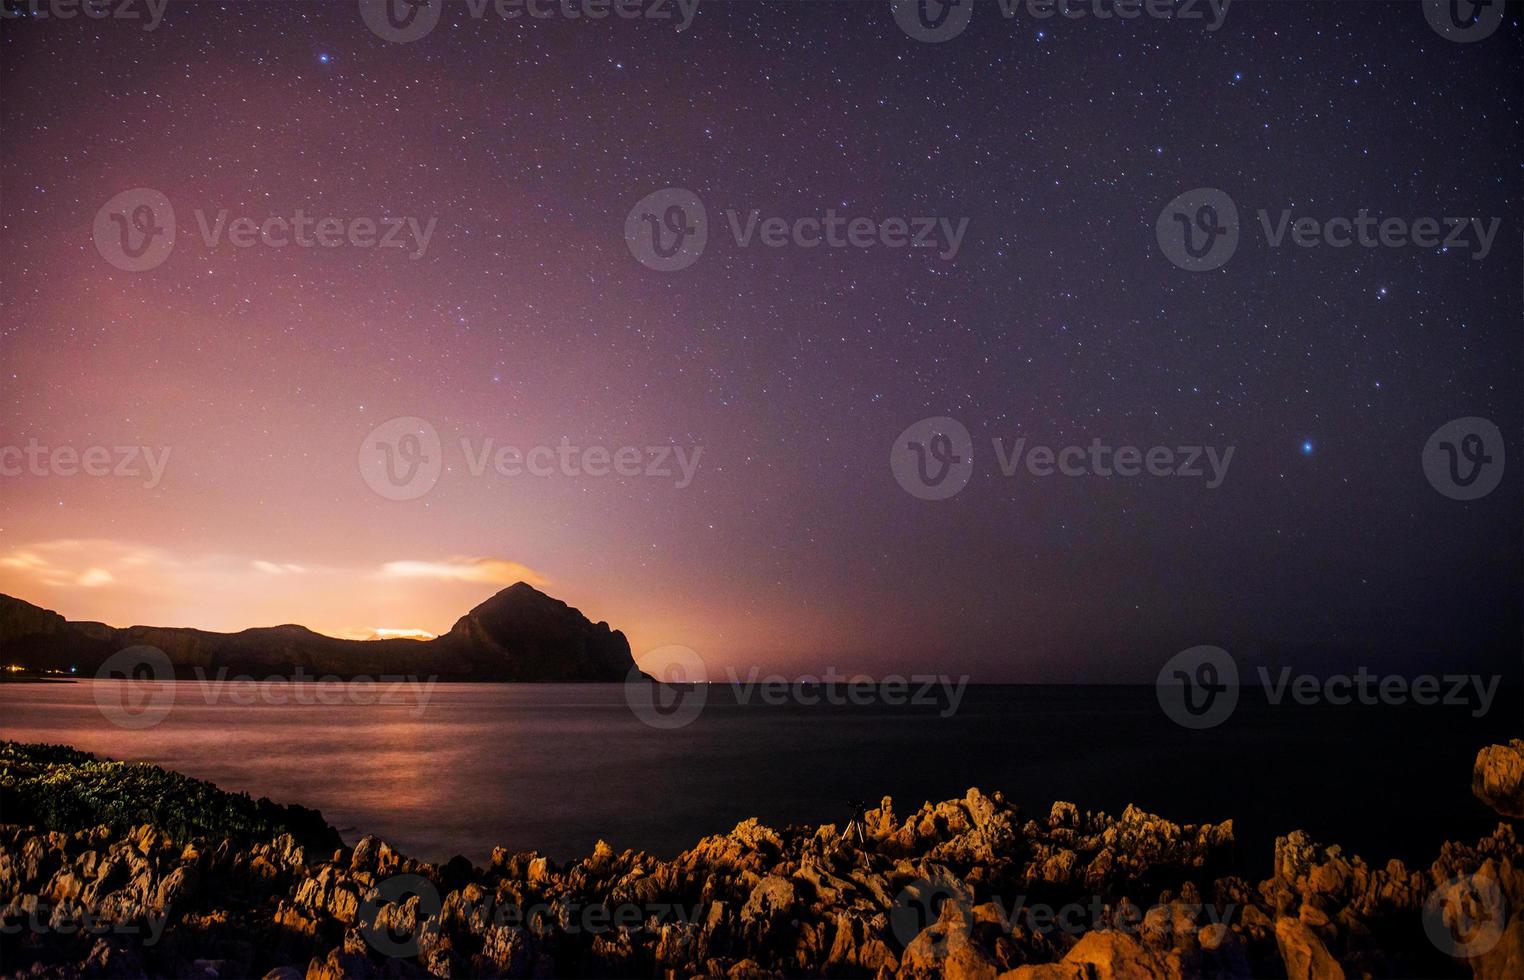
[0,583,644,682]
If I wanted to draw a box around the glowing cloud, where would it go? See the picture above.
[252,561,308,575]
[378,557,548,588]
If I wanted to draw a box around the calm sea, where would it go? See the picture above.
[0,680,1515,875]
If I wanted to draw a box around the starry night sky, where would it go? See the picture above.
[1,0,1519,681]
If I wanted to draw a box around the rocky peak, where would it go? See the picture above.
[442,582,636,681]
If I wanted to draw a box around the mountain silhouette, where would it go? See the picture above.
[0,583,643,682]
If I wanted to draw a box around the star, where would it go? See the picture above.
[1301,440,1315,456]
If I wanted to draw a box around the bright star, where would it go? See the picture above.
[318,53,331,65]
[1301,440,1314,455]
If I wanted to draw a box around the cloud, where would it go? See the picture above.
[0,541,142,588]
[252,560,307,575]
[377,557,548,587]
[0,541,550,639]
[364,627,437,641]
[0,540,315,603]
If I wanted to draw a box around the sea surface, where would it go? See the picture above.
[1,680,1515,875]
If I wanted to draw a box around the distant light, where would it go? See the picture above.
[319,53,332,65]
[1301,440,1314,455]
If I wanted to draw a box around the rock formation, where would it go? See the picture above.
[2,741,1521,978]
[1473,739,1524,820]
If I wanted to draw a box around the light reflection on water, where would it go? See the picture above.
[0,679,1507,870]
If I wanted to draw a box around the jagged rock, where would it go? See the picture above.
[3,744,1522,979]
[1274,916,1344,980]
[305,947,383,980]
[1472,740,1524,819]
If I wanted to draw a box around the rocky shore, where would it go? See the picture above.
[2,739,1521,979]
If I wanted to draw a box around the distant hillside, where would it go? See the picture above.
[0,583,643,682]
